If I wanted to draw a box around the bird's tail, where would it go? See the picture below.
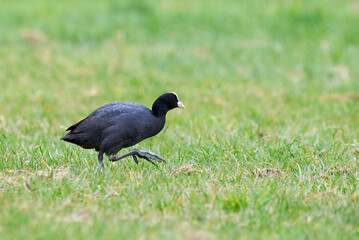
[60,132,76,143]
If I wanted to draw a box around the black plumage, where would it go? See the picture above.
[61,92,185,168]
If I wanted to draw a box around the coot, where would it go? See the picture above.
[61,92,185,168]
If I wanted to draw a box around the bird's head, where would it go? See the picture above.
[152,92,185,117]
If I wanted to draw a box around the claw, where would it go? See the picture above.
[144,156,156,165]
[146,155,161,163]
[132,155,139,164]
[144,151,166,162]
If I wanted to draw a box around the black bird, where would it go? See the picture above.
[61,92,185,168]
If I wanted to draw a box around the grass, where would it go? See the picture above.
[1,0,359,239]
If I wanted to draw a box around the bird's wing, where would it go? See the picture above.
[66,102,150,133]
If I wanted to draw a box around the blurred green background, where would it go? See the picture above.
[0,0,358,239]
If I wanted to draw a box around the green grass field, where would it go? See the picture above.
[1,0,359,239]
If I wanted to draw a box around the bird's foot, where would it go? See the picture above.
[108,149,166,165]
[133,149,166,165]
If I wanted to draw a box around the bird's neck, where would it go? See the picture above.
[152,106,170,117]
[152,111,167,119]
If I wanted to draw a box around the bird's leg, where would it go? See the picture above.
[108,149,166,165]
[98,151,105,169]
